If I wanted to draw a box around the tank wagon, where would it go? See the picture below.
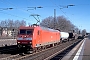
[17,25,61,53]
[60,32,79,42]
[60,32,69,42]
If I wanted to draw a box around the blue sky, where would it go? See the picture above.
[0,0,90,32]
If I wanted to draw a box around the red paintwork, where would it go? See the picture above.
[17,25,61,48]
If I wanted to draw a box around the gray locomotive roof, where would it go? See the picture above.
[40,26,59,32]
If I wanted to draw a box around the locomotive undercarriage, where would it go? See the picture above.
[17,42,60,54]
[17,44,33,53]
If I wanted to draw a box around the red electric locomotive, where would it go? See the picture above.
[17,24,61,53]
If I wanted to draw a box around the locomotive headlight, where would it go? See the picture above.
[17,42,20,43]
[29,42,32,44]
[24,36,27,37]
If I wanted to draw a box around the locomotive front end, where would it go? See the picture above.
[17,27,34,52]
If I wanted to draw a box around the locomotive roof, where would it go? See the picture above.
[40,26,59,32]
[19,26,34,29]
[19,26,59,32]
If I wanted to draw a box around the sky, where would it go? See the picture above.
[0,0,90,32]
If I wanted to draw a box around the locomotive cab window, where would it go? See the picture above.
[20,29,33,35]
[20,30,26,34]
[27,30,33,35]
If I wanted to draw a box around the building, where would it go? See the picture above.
[0,27,18,39]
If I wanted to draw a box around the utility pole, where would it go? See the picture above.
[54,9,56,29]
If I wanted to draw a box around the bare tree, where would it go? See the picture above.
[40,16,75,32]
[0,19,26,28]
[14,20,26,28]
[0,20,9,27]
[19,20,26,26]
[8,19,14,28]
[40,16,54,28]
[74,27,80,34]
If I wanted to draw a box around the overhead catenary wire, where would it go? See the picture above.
[50,0,72,20]
[0,0,42,23]
[0,0,34,14]
[0,0,34,21]
[0,11,29,20]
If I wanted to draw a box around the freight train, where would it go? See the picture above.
[17,25,81,53]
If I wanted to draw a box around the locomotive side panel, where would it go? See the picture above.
[33,28,42,47]
[41,30,60,46]
[33,27,61,47]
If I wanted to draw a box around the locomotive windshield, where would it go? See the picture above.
[20,29,33,35]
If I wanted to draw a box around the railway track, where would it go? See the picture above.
[21,39,81,60]
[0,45,22,60]
[49,39,82,60]
[0,45,17,52]
[3,39,80,60]
[0,39,82,60]
[0,54,19,60]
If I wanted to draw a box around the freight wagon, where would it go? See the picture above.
[60,32,69,42]
[68,32,78,40]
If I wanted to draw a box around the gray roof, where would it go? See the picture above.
[40,26,59,32]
